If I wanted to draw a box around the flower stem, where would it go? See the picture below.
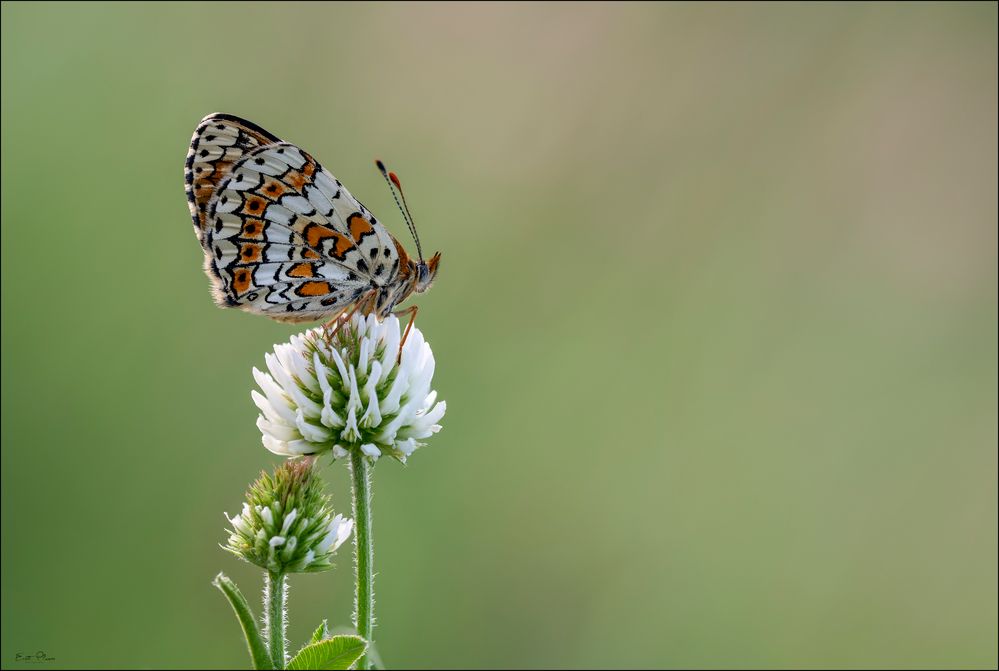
[350,452,374,670]
[265,570,287,669]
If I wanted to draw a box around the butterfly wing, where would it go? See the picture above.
[185,113,282,237]
[202,142,403,322]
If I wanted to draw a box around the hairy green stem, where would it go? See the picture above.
[213,572,273,670]
[350,452,374,670]
[265,570,287,669]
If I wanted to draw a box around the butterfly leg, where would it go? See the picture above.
[321,308,355,342]
[320,306,352,342]
[322,291,377,344]
[392,305,419,362]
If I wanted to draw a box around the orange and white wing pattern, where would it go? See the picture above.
[185,114,281,236]
[201,141,404,322]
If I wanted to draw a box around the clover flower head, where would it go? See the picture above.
[251,313,446,463]
[224,459,352,573]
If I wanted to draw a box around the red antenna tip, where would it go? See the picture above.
[389,172,402,190]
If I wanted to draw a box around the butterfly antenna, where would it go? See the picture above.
[376,159,424,262]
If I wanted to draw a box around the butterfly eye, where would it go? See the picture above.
[415,262,432,292]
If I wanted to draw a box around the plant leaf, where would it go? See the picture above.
[328,626,385,669]
[310,619,330,644]
[212,572,274,670]
[287,635,367,670]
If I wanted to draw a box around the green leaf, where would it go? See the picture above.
[329,626,384,669]
[310,619,330,644]
[212,572,274,670]
[287,635,367,671]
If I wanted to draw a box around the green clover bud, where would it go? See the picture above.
[224,459,352,573]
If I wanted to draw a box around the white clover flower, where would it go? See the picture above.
[252,313,446,463]
[223,459,353,573]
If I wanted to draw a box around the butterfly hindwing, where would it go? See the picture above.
[202,142,402,316]
[185,113,282,237]
[240,278,368,323]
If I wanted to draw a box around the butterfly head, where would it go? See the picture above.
[415,252,442,293]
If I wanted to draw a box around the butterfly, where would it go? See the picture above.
[184,113,440,325]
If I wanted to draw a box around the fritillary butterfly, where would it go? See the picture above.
[184,113,440,324]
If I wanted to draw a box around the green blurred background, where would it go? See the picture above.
[2,2,996,668]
